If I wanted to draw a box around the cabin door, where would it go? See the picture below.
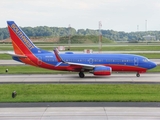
[134,57,138,66]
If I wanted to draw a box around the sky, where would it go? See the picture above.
[0,0,160,32]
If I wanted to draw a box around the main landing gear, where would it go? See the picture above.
[79,72,85,78]
[136,72,140,77]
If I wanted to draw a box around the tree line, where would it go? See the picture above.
[1,26,160,42]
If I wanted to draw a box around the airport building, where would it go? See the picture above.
[143,35,156,41]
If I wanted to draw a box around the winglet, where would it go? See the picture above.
[53,48,65,63]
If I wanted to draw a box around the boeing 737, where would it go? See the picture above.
[7,21,157,78]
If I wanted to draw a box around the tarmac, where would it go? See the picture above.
[0,66,160,119]
[0,107,160,120]
[0,73,160,84]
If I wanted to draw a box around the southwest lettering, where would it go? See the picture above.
[18,31,23,38]
[11,23,35,50]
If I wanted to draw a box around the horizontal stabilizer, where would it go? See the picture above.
[6,52,27,58]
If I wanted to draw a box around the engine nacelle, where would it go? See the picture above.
[93,66,112,76]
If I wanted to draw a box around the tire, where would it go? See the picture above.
[79,72,85,78]
[136,73,140,77]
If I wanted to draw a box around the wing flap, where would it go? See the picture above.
[66,62,95,68]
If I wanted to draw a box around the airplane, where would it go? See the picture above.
[6,21,157,78]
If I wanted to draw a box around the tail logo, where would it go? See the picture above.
[11,23,35,50]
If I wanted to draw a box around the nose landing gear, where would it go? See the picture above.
[136,72,140,77]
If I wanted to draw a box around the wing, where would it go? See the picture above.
[53,48,95,70]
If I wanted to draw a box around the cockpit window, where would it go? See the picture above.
[143,58,149,62]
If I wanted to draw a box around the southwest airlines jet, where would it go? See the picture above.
[7,21,157,78]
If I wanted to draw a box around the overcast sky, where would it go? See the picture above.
[1,0,160,32]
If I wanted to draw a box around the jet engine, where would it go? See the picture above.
[93,66,112,76]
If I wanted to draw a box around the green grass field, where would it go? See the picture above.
[1,45,160,51]
[1,44,160,59]
[1,45,160,59]
[0,65,159,74]
[1,84,160,102]
[0,66,70,74]
[37,45,160,51]
[0,44,160,103]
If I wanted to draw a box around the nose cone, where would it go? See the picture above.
[149,61,157,69]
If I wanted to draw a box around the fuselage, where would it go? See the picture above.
[13,51,157,73]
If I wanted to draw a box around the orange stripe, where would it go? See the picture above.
[12,41,24,55]
[12,40,38,66]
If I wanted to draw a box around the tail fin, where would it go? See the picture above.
[7,21,39,55]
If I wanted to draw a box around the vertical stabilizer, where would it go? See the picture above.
[7,21,38,55]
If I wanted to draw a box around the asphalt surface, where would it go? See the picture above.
[1,107,160,120]
[0,102,160,108]
[1,73,160,119]
[0,73,160,84]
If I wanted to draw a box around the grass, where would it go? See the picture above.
[1,45,160,51]
[132,53,160,59]
[0,84,160,102]
[0,65,159,74]
[147,66,160,72]
[0,54,12,59]
[0,66,70,74]
[1,45,160,59]
[21,45,160,51]
[1,43,160,103]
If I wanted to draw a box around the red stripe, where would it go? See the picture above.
[105,64,147,72]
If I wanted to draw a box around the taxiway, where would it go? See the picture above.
[1,74,160,119]
[0,107,160,119]
[0,73,160,84]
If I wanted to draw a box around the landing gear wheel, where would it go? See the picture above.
[79,72,85,78]
[136,72,140,77]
